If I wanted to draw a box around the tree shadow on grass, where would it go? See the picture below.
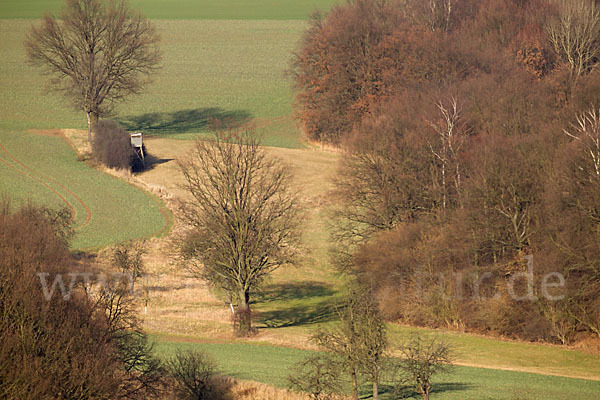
[116,107,252,135]
[254,282,338,328]
[139,152,174,171]
[255,282,337,303]
[389,382,472,399]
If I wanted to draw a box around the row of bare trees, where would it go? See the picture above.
[288,284,452,400]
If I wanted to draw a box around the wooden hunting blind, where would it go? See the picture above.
[130,132,145,166]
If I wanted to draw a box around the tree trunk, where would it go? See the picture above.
[235,290,252,336]
[351,370,359,400]
[86,111,98,144]
[373,366,379,400]
[422,384,430,400]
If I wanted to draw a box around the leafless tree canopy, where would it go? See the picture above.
[25,0,161,142]
[312,285,388,400]
[287,354,342,400]
[396,336,453,400]
[547,0,600,78]
[178,130,300,335]
[0,201,163,399]
[166,349,221,400]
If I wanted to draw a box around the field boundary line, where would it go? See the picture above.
[451,360,600,382]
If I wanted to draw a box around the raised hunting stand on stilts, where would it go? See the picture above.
[130,132,145,167]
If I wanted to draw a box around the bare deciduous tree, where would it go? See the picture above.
[0,201,163,399]
[564,106,600,177]
[547,0,600,79]
[166,349,220,400]
[396,335,453,400]
[178,129,300,336]
[288,354,341,400]
[427,97,468,211]
[407,0,455,32]
[112,240,146,293]
[313,285,388,400]
[555,107,600,338]
[332,121,434,263]
[25,0,161,143]
[354,287,388,400]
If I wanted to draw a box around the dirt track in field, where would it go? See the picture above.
[0,139,92,230]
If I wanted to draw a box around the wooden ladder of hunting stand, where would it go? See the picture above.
[130,132,145,167]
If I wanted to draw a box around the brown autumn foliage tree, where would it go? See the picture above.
[291,0,403,143]
[313,0,600,342]
[25,0,161,143]
[291,0,471,144]
[92,119,138,169]
[461,135,543,264]
[543,107,600,338]
[0,202,117,399]
[291,0,545,144]
[0,201,163,399]
[332,97,436,254]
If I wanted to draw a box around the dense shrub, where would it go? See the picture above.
[92,119,143,170]
[166,349,223,400]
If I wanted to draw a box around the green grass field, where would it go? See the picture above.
[151,334,600,399]
[0,23,170,249]
[0,19,305,147]
[0,0,337,20]
[0,126,170,249]
[0,11,311,248]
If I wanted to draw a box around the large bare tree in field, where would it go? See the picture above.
[25,0,161,143]
[178,130,301,336]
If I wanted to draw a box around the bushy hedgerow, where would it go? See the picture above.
[92,119,143,170]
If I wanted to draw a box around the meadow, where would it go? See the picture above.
[132,136,600,383]
[151,334,600,399]
[0,0,337,20]
[2,1,600,398]
[0,128,170,249]
[0,14,309,248]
